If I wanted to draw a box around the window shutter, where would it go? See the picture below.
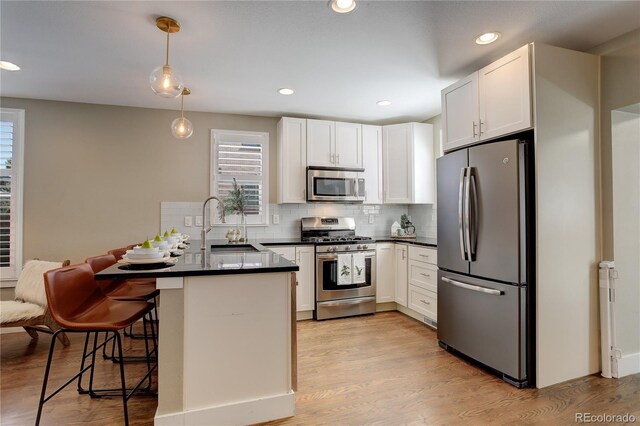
[0,111,21,278]
[211,131,269,225]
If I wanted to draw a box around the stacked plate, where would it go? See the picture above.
[120,246,171,265]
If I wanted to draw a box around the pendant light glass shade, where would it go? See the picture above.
[172,88,193,139]
[171,116,193,139]
[150,64,184,98]
[150,17,184,98]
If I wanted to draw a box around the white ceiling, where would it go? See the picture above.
[1,1,639,124]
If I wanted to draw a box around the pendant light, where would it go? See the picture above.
[149,16,184,98]
[171,88,193,139]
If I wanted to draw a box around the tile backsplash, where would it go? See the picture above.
[161,202,437,241]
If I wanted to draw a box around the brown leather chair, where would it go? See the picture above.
[36,263,156,426]
[85,254,158,301]
[107,247,127,261]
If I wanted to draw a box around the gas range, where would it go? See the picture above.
[301,216,377,320]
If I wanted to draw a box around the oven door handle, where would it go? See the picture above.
[317,252,376,260]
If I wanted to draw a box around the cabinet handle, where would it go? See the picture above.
[296,281,299,286]
[420,273,431,278]
[336,153,340,164]
[402,249,406,260]
[479,120,485,135]
[472,121,478,138]
[420,299,431,305]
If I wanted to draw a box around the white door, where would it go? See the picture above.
[479,44,532,140]
[307,119,335,167]
[442,72,479,152]
[383,124,412,203]
[295,246,315,312]
[376,243,395,303]
[394,244,408,307]
[334,122,362,168]
[277,118,307,203]
[362,124,382,204]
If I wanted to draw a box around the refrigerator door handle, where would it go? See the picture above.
[442,277,504,296]
[470,173,479,257]
[464,167,473,261]
[458,167,467,261]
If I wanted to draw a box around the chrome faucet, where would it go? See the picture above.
[201,196,225,251]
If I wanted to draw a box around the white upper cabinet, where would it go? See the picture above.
[334,122,363,168]
[307,119,335,167]
[277,117,307,204]
[442,44,532,152]
[479,44,532,140]
[382,123,434,204]
[442,73,479,152]
[362,124,382,204]
[307,119,363,168]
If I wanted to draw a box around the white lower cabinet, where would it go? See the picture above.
[269,245,315,313]
[408,285,437,320]
[376,243,395,303]
[394,244,408,307]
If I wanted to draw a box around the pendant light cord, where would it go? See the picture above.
[165,23,170,66]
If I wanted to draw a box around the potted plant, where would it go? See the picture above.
[223,178,249,242]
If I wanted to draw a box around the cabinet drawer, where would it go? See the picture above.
[408,285,437,320]
[408,246,437,265]
[408,261,437,292]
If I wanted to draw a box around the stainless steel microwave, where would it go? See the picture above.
[307,167,365,203]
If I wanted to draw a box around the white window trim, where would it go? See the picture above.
[210,129,270,226]
[1,108,25,287]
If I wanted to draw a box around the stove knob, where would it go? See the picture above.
[345,246,351,251]
[362,245,368,250]
[357,245,363,250]
[331,246,338,252]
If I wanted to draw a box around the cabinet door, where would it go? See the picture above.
[383,124,412,204]
[394,245,408,307]
[295,246,315,312]
[307,119,335,167]
[362,125,383,204]
[334,122,362,168]
[277,118,307,203]
[479,44,531,140]
[442,73,479,152]
[376,243,395,303]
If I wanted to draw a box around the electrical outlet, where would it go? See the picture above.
[369,215,375,224]
[273,214,280,224]
[184,216,193,227]
[195,215,203,226]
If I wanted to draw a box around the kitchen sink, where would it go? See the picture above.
[210,244,259,253]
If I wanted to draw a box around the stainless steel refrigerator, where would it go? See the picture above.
[436,138,534,388]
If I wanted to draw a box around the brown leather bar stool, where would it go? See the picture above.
[85,254,159,360]
[36,263,156,426]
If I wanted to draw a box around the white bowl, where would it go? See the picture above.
[152,240,171,250]
[163,236,179,245]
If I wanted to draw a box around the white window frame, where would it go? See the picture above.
[210,129,270,226]
[0,108,25,286]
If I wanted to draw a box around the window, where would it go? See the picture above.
[211,129,269,225]
[0,108,24,282]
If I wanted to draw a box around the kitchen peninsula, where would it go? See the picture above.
[96,241,299,425]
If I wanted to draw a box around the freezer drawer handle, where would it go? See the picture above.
[442,277,503,296]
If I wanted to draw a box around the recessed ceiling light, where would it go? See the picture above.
[0,61,21,71]
[475,32,501,45]
[330,0,357,14]
[278,88,294,95]
[376,100,392,107]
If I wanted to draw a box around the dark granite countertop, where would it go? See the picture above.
[95,240,299,280]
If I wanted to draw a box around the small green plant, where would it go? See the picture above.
[223,178,248,217]
[401,214,410,229]
[355,265,363,276]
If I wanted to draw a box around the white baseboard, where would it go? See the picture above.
[1,327,23,334]
[296,311,313,321]
[155,392,295,426]
[616,352,640,378]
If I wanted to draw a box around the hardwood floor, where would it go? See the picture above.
[2,312,639,425]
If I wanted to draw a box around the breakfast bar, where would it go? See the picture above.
[96,241,299,425]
